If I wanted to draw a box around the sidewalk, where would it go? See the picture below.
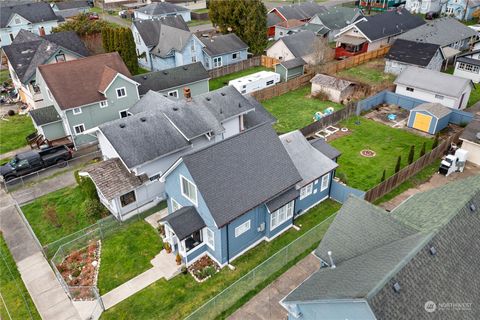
[0,189,81,320]
[228,253,320,320]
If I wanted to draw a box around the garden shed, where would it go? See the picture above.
[407,103,452,134]
[275,57,306,82]
[310,74,355,103]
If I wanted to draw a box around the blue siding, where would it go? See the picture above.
[266,210,293,239]
[185,244,207,263]
[408,110,451,134]
[296,173,331,214]
[449,109,474,125]
[203,49,248,70]
[330,180,365,203]
[357,91,426,114]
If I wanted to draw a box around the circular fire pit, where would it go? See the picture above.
[360,149,376,157]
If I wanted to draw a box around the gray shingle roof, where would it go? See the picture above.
[386,39,441,67]
[394,66,472,98]
[398,17,478,47]
[29,105,61,126]
[135,2,188,15]
[132,16,189,48]
[273,2,327,20]
[243,95,277,129]
[457,53,480,67]
[310,73,354,91]
[354,9,424,41]
[267,12,283,27]
[265,187,299,213]
[309,138,341,160]
[0,2,59,28]
[280,130,338,188]
[151,25,192,58]
[279,30,317,58]
[198,33,248,57]
[55,0,90,10]
[132,62,209,96]
[2,30,89,84]
[160,206,206,240]
[182,124,302,227]
[311,6,363,31]
[460,118,480,143]
[279,57,306,69]
[411,102,452,119]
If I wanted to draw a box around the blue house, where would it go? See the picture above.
[197,33,249,70]
[160,125,338,267]
[442,0,480,21]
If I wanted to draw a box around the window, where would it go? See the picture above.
[435,94,444,100]
[232,52,239,60]
[300,183,313,200]
[235,220,251,237]
[116,87,127,98]
[73,124,85,135]
[171,198,182,212]
[119,110,129,118]
[120,190,136,207]
[321,174,330,191]
[100,100,108,108]
[458,62,480,73]
[73,107,82,115]
[181,175,198,205]
[266,80,274,86]
[213,56,222,68]
[55,53,66,62]
[184,230,202,252]
[191,56,197,63]
[9,33,14,42]
[168,90,178,98]
[270,201,294,230]
[14,18,21,24]
[205,228,214,249]
[406,87,414,92]
[205,59,210,68]
[190,41,195,51]
[46,88,53,101]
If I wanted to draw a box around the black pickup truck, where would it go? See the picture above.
[0,146,72,181]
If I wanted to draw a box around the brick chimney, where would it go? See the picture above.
[183,87,192,102]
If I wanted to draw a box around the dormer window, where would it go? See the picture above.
[116,87,127,98]
[180,175,198,206]
[14,18,21,25]
[55,53,66,62]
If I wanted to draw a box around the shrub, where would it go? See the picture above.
[75,170,98,201]
[44,205,61,228]
[82,198,108,219]
[408,145,415,165]
[336,172,348,184]
[395,156,401,173]
[432,134,439,150]
[420,142,426,158]
[7,110,15,116]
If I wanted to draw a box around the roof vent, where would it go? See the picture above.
[183,66,188,70]
[429,246,437,256]
[119,123,126,128]
[393,282,401,293]
[205,97,211,101]
[470,203,477,212]
[327,251,336,269]
[143,75,147,80]
[173,107,179,111]
[140,117,147,122]
[219,108,223,114]
[220,92,226,96]
[163,70,168,75]
[238,103,242,108]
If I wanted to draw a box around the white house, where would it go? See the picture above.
[454,50,480,83]
[0,2,61,46]
[459,118,480,165]
[405,0,443,14]
[134,2,191,22]
[394,66,473,110]
[267,30,318,63]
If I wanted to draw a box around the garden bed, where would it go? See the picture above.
[188,255,220,282]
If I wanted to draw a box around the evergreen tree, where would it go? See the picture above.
[380,169,386,182]
[420,142,426,157]
[408,145,415,165]
[395,156,401,173]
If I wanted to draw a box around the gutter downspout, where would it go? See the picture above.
[226,224,230,265]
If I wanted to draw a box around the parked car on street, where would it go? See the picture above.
[0,146,72,181]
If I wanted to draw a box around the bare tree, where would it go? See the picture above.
[309,36,333,74]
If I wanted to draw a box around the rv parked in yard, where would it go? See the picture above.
[228,71,280,94]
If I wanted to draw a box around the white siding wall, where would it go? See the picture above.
[222,116,241,139]
[395,84,470,109]
[97,131,121,160]
[454,62,480,83]
[266,40,296,61]
[460,140,480,165]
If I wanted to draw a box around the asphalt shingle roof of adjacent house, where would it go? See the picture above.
[280,130,338,188]
[267,12,283,27]
[354,8,424,41]
[135,2,188,15]
[2,30,89,84]
[284,175,480,320]
[181,124,302,227]
[279,57,306,69]
[394,66,472,98]
[272,2,327,21]
[311,6,363,31]
[265,187,299,213]
[460,118,480,143]
[38,52,131,110]
[411,102,452,119]
[151,24,192,58]
[55,0,90,10]
[279,30,317,58]
[132,62,209,96]
[398,17,478,47]
[243,95,277,128]
[160,206,206,241]
[0,2,59,28]
[386,39,441,67]
[310,73,355,91]
[132,16,189,48]
[309,138,342,160]
[198,33,248,57]
[29,106,61,126]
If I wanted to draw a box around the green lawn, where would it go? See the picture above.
[101,200,341,320]
[330,118,432,191]
[187,19,211,27]
[0,235,41,320]
[468,84,480,108]
[0,69,10,83]
[0,115,35,154]
[263,85,344,134]
[209,66,270,91]
[193,8,209,13]
[98,220,163,293]
[134,67,150,75]
[336,59,395,85]
[89,7,103,13]
[21,186,99,244]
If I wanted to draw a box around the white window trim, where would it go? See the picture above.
[270,201,294,231]
[116,87,127,99]
[46,88,53,101]
[213,56,223,68]
[100,100,108,108]
[205,228,215,250]
[73,107,82,115]
[235,220,251,237]
[320,173,330,191]
[168,90,179,98]
[119,109,129,118]
[300,183,313,200]
[232,52,240,60]
[73,123,85,135]
[180,174,198,206]
[171,197,182,212]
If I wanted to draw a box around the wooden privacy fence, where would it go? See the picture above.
[300,102,357,136]
[208,56,261,78]
[320,45,391,74]
[364,131,462,202]
[251,73,314,101]
[261,55,280,68]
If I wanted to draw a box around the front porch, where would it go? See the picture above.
[335,36,368,60]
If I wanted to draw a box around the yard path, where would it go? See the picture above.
[101,250,180,310]
[0,189,82,320]
[228,253,320,320]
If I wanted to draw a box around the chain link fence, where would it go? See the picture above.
[185,214,336,320]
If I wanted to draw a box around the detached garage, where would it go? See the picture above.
[407,103,451,134]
